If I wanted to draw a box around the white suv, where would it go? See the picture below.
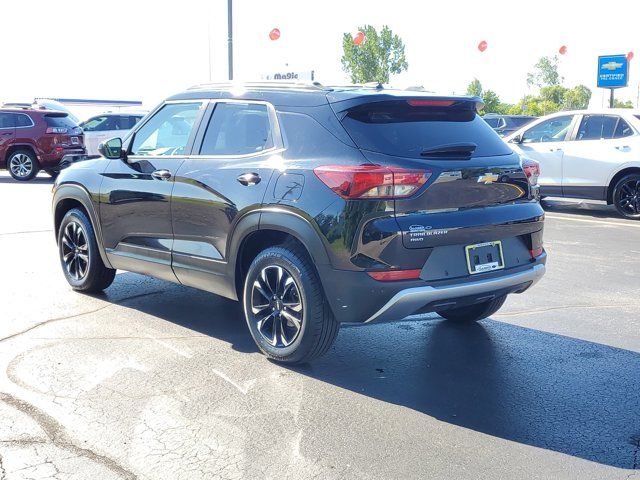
[80,113,145,156]
[505,109,640,219]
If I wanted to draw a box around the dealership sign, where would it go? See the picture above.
[597,55,629,89]
[262,70,314,82]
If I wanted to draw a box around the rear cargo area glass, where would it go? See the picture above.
[340,101,513,159]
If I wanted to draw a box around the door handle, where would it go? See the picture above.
[615,146,630,151]
[549,148,563,152]
[1,132,11,136]
[237,172,261,186]
[151,169,172,180]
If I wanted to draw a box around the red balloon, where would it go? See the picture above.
[628,51,634,61]
[353,31,365,46]
[477,40,488,53]
[269,28,280,41]
[559,45,567,55]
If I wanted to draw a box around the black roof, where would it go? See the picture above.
[168,82,484,109]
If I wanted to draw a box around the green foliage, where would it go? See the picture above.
[465,78,512,114]
[527,55,562,88]
[466,78,483,97]
[563,85,592,110]
[613,99,635,108]
[341,25,408,83]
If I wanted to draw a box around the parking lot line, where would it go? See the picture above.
[545,214,640,228]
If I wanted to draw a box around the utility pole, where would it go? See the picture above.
[227,0,233,81]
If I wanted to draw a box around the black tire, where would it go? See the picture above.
[58,208,116,292]
[7,149,39,181]
[243,243,339,364]
[437,295,507,323]
[612,173,640,220]
[45,170,59,179]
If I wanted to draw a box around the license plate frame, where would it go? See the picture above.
[465,240,505,275]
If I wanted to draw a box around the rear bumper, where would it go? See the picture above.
[364,263,545,323]
[318,254,546,324]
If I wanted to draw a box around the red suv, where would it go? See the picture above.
[0,109,86,181]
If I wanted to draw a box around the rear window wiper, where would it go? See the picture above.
[420,142,477,159]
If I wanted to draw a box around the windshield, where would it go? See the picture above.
[340,101,512,158]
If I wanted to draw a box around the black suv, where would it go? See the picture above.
[52,83,546,363]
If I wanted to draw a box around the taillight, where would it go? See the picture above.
[367,269,422,281]
[46,127,68,134]
[522,158,540,186]
[314,165,431,199]
[529,247,544,258]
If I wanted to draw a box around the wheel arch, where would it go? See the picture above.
[606,166,640,204]
[53,184,113,268]
[4,144,38,168]
[229,208,332,299]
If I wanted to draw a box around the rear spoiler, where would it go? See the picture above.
[327,93,484,114]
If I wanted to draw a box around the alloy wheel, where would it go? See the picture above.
[250,265,303,348]
[9,153,33,178]
[617,179,640,216]
[61,221,89,281]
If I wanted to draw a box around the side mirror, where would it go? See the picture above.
[98,137,123,159]
[510,134,523,144]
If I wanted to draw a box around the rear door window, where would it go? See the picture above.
[339,101,511,158]
[199,102,273,155]
[613,118,633,138]
[576,115,618,140]
[0,113,16,129]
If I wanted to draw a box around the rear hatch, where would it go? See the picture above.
[44,113,84,149]
[331,93,543,278]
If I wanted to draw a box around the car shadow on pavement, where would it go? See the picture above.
[290,318,640,470]
[541,198,623,220]
[101,274,639,469]
[0,176,55,184]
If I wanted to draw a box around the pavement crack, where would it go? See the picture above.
[631,435,640,470]
[0,451,6,480]
[0,392,138,480]
[495,303,637,318]
[0,289,166,344]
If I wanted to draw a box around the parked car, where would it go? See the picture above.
[505,109,640,219]
[80,112,145,155]
[52,83,546,363]
[483,114,537,137]
[0,108,86,181]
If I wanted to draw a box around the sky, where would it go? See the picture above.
[2,0,639,118]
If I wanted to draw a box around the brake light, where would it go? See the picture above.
[314,165,431,199]
[529,247,543,258]
[522,158,540,186]
[367,269,422,281]
[46,127,68,134]
[407,99,454,107]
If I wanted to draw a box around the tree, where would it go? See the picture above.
[563,85,592,110]
[613,99,634,108]
[482,90,502,114]
[341,25,408,83]
[466,78,483,97]
[464,79,507,114]
[527,56,562,88]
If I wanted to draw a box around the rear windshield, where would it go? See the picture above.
[340,101,512,158]
[45,114,78,129]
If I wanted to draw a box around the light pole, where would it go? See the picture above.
[227,0,233,81]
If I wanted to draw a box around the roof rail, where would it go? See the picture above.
[187,81,330,91]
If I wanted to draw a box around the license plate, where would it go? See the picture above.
[71,137,79,145]
[465,241,505,274]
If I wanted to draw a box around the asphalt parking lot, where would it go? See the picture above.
[0,171,639,480]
